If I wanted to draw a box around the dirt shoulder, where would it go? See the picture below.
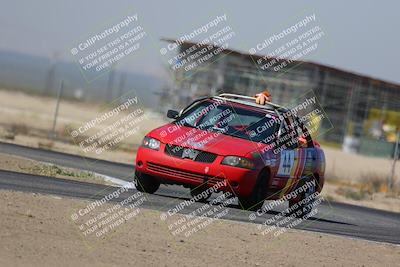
[0,190,399,267]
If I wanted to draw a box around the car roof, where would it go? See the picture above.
[208,98,275,115]
[214,93,289,113]
[179,94,291,119]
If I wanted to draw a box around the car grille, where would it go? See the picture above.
[147,162,225,185]
[164,144,218,163]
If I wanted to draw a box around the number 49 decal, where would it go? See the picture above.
[277,150,295,177]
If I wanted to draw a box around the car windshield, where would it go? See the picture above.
[175,100,278,144]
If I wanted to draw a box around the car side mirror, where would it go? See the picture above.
[167,109,179,119]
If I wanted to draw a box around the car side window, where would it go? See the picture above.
[277,117,299,150]
[293,117,314,148]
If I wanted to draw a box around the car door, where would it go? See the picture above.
[275,116,304,194]
[293,116,318,178]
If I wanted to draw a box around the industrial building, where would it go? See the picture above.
[162,39,400,157]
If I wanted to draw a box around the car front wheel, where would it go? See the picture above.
[134,171,160,194]
[238,169,269,211]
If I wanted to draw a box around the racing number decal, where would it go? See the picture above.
[277,149,307,197]
[277,149,306,178]
[277,150,295,177]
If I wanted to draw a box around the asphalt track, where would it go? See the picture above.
[0,142,399,245]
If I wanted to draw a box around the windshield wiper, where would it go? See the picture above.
[211,126,226,132]
[175,121,195,128]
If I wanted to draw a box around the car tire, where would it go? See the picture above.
[238,169,269,211]
[134,171,160,194]
[190,186,212,202]
[288,177,318,218]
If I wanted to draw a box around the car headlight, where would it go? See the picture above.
[221,156,254,169]
[142,137,161,150]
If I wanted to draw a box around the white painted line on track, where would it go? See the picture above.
[95,172,136,189]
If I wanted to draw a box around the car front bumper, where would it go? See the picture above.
[135,145,259,197]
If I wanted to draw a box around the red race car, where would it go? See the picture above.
[135,93,325,215]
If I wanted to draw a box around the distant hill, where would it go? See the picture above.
[0,50,164,106]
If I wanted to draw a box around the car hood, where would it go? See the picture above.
[148,123,258,156]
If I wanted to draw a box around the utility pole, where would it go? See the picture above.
[44,52,60,96]
[389,131,399,190]
[106,69,115,102]
[118,73,126,102]
[51,80,63,139]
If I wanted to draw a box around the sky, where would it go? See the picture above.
[0,0,399,84]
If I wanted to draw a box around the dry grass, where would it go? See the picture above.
[330,171,399,201]
[10,123,29,135]
[19,164,96,180]
[0,152,113,186]
[335,187,368,200]
[0,128,14,140]
[362,172,390,193]
[38,141,54,150]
